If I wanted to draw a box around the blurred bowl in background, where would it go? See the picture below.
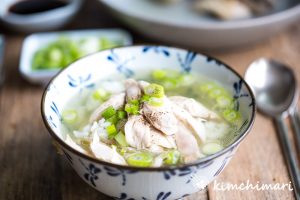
[0,0,82,32]
[99,0,300,50]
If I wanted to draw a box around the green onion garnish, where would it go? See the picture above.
[62,110,78,124]
[216,95,233,108]
[92,88,110,101]
[125,101,140,115]
[107,115,119,125]
[162,150,180,165]
[152,69,167,80]
[222,109,240,123]
[198,82,217,93]
[161,79,178,90]
[117,110,127,119]
[208,87,226,99]
[129,99,139,105]
[141,95,150,102]
[202,143,223,155]
[178,73,194,86]
[114,131,128,147]
[102,106,116,119]
[106,124,117,139]
[126,152,153,167]
[148,97,164,107]
[144,83,165,98]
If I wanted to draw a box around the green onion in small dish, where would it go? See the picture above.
[19,29,132,84]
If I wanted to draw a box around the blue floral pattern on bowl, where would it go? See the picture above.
[79,159,101,187]
[142,46,170,57]
[103,166,138,186]
[107,49,134,77]
[67,74,95,90]
[42,45,255,200]
[177,51,197,73]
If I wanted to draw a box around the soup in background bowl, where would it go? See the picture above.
[41,45,255,199]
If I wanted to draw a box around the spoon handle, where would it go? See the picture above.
[275,116,300,199]
[290,108,300,155]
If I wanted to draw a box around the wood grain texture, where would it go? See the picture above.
[0,1,298,199]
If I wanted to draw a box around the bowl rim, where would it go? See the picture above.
[41,45,256,171]
[99,0,300,30]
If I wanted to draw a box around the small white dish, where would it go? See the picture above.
[19,29,132,85]
[0,0,83,32]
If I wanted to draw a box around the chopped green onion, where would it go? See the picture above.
[198,82,229,100]
[152,69,167,80]
[129,99,140,106]
[141,95,150,102]
[198,82,217,93]
[125,103,139,115]
[107,115,119,125]
[32,38,81,70]
[144,83,165,98]
[161,150,180,165]
[102,106,116,119]
[92,88,109,101]
[178,73,194,86]
[49,48,63,62]
[126,152,153,167]
[222,109,241,123]
[106,124,117,139]
[62,110,78,124]
[100,37,118,49]
[208,87,226,99]
[117,110,127,119]
[148,97,164,107]
[202,143,223,155]
[32,37,121,70]
[161,79,178,90]
[216,95,233,108]
[114,131,128,147]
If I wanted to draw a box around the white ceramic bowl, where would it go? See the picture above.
[0,0,82,32]
[99,0,300,50]
[41,45,256,199]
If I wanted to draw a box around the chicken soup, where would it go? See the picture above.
[62,69,243,167]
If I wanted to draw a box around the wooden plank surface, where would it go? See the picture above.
[0,1,298,199]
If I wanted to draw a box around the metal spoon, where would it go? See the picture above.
[245,58,300,199]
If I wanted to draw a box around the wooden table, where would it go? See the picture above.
[0,1,299,199]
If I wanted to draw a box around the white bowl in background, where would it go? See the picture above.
[99,0,300,50]
[0,0,82,32]
[19,29,132,85]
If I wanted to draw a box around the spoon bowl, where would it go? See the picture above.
[245,58,298,117]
